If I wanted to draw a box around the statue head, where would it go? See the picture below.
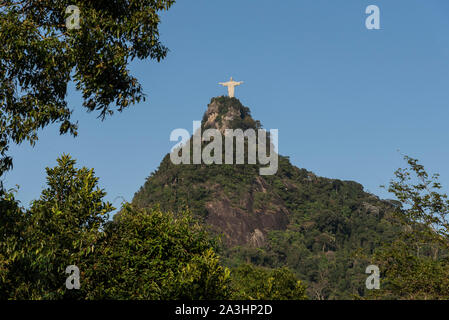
[230,77,233,81]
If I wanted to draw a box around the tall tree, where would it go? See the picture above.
[0,0,175,177]
[0,188,28,298]
[371,156,449,299]
[230,264,308,300]
[1,154,232,300]
[0,154,114,299]
[85,205,231,300]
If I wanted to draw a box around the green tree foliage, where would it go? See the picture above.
[133,115,400,299]
[0,154,113,299]
[86,205,231,299]
[0,155,232,300]
[0,188,28,298]
[0,0,174,176]
[371,156,449,299]
[230,264,307,300]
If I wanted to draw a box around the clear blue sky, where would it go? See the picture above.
[4,0,449,212]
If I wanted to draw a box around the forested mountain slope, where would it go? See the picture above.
[131,96,400,299]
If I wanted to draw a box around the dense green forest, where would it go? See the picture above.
[1,0,449,301]
[0,155,307,299]
[0,1,309,300]
[132,97,449,300]
[2,151,448,299]
[1,93,449,300]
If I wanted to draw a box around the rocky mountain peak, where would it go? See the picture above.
[201,96,261,134]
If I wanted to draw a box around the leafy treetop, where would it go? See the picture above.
[0,0,175,177]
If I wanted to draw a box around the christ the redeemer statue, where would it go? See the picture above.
[219,77,244,98]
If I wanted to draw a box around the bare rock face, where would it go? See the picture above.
[249,229,265,247]
[204,191,289,247]
[361,202,381,215]
[201,96,261,134]
[203,98,240,133]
